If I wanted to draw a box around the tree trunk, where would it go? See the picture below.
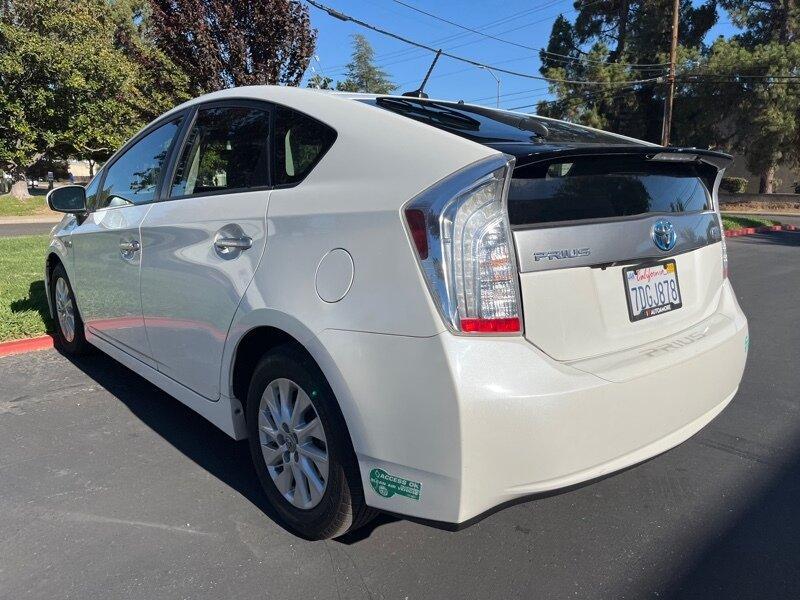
[10,178,31,199]
[758,165,776,194]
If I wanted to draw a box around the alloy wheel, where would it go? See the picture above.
[258,378,329,509]
[55,277,76,343]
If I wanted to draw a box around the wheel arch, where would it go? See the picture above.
[223,311,366,454]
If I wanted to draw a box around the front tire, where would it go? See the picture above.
[246,344,376,540]
[50,264,90,355]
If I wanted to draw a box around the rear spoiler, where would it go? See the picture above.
[509,145,733,170]
[646,148,733,170]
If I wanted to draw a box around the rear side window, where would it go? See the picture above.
[274,106,336,186]
[508,156,712,227]
[171,106,271,197]
[98,118,182,209]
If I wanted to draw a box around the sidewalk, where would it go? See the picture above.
[0,213,62,225]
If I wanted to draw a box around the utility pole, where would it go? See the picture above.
[660,0,680,146]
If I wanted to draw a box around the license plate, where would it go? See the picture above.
[623,260,682,322]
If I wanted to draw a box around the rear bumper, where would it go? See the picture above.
[320,280,748,524]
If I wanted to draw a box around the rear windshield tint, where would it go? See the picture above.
[508,156,712,227]
[372,97,626,144]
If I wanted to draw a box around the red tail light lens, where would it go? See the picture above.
[460,317,521,333]
[404,208,428,260]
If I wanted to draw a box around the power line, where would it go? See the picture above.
[304,0,665,86]
[388,0,672,70]
[538,49,671,68]
[326,0,572,73]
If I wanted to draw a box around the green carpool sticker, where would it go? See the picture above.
[369,468,421,501]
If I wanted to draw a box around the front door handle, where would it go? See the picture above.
[119,240,140,253]
[214,236,252,251]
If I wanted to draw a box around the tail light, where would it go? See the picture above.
[403,156,522,335]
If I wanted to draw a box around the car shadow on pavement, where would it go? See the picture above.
[656,446,800,599]
[59,350,398,543]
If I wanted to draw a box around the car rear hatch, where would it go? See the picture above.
[368,96,732,360]
[509,148,730,361]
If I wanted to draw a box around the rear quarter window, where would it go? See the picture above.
[273,106,336,186]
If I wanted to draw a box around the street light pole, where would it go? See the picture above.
[661,0,680,146]
[480,66,501,108]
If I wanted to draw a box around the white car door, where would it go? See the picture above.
[71,117,185,366]
[139,102,272,399]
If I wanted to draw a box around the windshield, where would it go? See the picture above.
[371,96,628,145]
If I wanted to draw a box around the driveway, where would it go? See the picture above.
[1,232,798,599]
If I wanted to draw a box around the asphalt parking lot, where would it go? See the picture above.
[1,232,798,600]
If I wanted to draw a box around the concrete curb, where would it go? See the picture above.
[0,335,54,358]
[725,224,797,237]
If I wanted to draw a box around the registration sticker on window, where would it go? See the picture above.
[623,260,683,322]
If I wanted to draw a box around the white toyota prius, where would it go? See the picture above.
[45,86,748,540]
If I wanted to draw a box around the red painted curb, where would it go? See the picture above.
[725,222,798,237]
[0,335,54,358]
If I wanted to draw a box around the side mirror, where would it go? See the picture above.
[47,185,86,214]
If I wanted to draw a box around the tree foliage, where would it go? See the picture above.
[335,34,396,94]
[539,0,800,192]
[147,0,317,93]
[538,0,718,142]
[0,0,189,196]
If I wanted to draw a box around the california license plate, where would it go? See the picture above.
[623,260,683,322]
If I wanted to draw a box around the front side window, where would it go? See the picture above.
[274,106,336,186]
[84,172,101,211]
[170,106,270,197]
[97,119,182,209]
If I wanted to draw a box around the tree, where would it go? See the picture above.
[307,73,334,89]
[538,0,718,142]
[336,34,396,94]
[720,0,800,46]
[147,0,317,93]
[681,40,800,193]
[0,0,189,197]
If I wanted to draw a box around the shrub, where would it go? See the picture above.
[720,177,748,194]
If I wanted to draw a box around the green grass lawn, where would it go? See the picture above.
[721,214,779,231]
[0,190,51,217]
[0,234,52,342]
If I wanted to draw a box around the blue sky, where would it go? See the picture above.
[304,0,739,110]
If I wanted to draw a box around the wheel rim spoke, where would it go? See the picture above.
[258,377,328,509]
[295,416,324,443]
[272,465,293,495]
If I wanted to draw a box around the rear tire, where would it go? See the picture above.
[246,344,376,540]
[50,264,90,355]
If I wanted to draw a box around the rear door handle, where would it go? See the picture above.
[214,236,252,251]
[119,240,140,253]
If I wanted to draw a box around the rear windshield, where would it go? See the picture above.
[372,97,626,144]
[508,156,712,227]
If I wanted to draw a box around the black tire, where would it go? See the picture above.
[246,344,376,540]
[50,263,91,355]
